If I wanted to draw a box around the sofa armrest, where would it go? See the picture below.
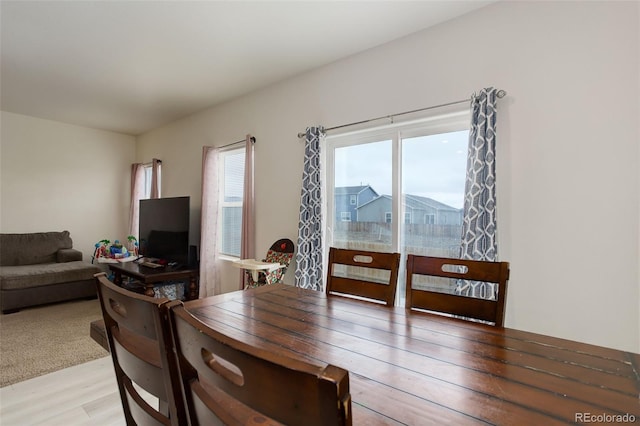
[57,248,83,263]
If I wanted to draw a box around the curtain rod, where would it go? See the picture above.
[296,89,507,138]
[142,158,162,167]
[219,136,256,149]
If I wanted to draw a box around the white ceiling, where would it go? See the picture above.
[1,1,493,136]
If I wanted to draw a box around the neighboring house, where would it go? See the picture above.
[334,185,379,222]
[357,194,462,225]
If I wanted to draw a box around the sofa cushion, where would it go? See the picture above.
[57,248,83,263]
[0,231,74,266]
[0,261,101,291]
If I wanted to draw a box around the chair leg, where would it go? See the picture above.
[159,400,169,416]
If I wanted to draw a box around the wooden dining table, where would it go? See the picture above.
[185,283,639,425]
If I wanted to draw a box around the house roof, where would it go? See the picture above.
[404,194,460,212]
[357,195,391,209]
[357,194,459,211]
[335,185,379,196]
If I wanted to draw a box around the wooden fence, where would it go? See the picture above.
[331,222,463,293]
[333,222,462,258]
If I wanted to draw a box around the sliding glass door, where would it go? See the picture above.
[325,112,469,304]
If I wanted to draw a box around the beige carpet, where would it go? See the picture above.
[0,298,109,387]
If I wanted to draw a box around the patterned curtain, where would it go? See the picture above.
[295,127,325,291]
[458,87,499,299]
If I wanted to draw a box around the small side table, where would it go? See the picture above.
[108,262,199,300]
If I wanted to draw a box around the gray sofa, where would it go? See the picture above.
[0,231,101,313]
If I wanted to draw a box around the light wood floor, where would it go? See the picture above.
[0,356,156,425]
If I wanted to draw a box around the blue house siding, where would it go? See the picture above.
[357,194,461,225]
[334,185,378,222]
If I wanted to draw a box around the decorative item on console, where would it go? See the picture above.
[126,235,139,256]
[92,236,138,263]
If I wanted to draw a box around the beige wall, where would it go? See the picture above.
[0,111,135,260]
[1,2,636,352]
[137,1,639,352]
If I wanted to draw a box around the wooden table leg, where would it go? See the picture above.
[113,271,122,286]
[144,284,155,298]
[188,276,197,300]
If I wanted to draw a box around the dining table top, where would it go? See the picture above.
[185,283,639,425]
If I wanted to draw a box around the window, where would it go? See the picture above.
[136,158,162,200]
[424,213,436,225]
[143,165,153,199]
[325,111,469,303]
[350,195,357,205]
[340,211,352,222]
[141,160,162,199]
[219,147,245,257]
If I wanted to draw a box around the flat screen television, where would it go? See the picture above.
[139,196,190,265]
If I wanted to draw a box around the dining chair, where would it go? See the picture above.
[405,255,510,326]
[167,301,353,426]
[94,272,186,426]
[325,247,401,306]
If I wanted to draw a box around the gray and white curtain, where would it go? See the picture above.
[295,127,325,291]
[458,87,499,299]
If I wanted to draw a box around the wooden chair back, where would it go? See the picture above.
[405,255,510,326]
[94,272,186,425]
[167,301,352,426]
[326,247,401,306]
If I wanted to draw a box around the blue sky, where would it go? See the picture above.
[334,130,469,209]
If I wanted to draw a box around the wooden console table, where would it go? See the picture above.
[108,261,198,300]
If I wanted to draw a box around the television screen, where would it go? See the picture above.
[139,196,190,265]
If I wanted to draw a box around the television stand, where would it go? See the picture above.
[140,261,164,269]
[108,262,199,300]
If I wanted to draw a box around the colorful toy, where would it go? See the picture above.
[127,235,139,257]
[93,237,134,263]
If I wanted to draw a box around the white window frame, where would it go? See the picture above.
[340,211,352,222]
[350,195,357,205]
[143,165,153,199]
[404,211,412,224]
[424,213,436,225]
[218,146,246,258]
[324,108,470,301]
